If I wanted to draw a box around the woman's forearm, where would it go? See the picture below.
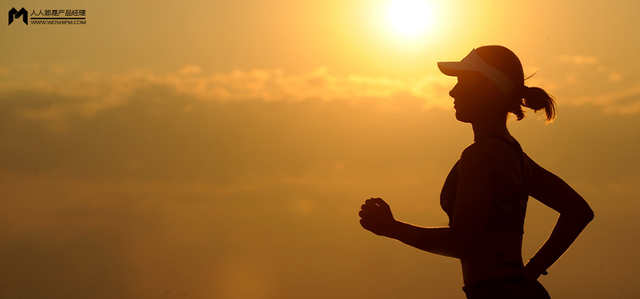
[527,211,594,274]
[385,221,466,259]
[359,198,486,260]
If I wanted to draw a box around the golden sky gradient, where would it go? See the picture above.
[2,0,640,298]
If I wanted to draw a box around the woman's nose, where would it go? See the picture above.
[449,83,458,98]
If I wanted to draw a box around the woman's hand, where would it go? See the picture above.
[359,198,397,237]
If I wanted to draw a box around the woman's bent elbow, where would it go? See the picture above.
[583,207,595,224]
[571,205,594,225]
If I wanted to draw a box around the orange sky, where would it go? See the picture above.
[2,0,640,298]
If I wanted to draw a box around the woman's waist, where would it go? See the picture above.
[465,231,523,257]
[461,258,525,287]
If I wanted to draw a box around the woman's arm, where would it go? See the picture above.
[359,198,464,258]
[359,142,500,259]
[359,197,462,258]
[524,154,595,278]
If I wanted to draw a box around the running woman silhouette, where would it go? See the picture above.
[359,45,594,299]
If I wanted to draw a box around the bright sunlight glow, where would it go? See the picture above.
[389,0,432,35]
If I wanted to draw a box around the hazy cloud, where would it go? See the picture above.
[0,66,454,126]
[558,54,625,84]
[560,55,599,65]
[548,54,640,112]
[569,84,640,114]
[2,64,639,130]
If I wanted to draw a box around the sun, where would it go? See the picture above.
[388,0,432,35]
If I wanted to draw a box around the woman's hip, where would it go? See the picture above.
[463,278,551,299]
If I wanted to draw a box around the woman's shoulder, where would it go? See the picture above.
[460,137,523,192]
[461,136,517,162]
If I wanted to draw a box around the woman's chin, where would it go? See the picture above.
[455,111,473,123]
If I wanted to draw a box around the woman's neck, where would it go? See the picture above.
[471,117,511,142]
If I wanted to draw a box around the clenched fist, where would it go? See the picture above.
[359,198,397,237]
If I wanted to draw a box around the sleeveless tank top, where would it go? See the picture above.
[440,135,528,233]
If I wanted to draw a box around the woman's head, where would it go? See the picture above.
[438,45,556,123]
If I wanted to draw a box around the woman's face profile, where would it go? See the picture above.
[449,73,502,123]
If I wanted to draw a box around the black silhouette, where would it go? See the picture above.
[359,45,594,299]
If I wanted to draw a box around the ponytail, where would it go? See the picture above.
[472,46,558,123]
[523,86,556,123]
